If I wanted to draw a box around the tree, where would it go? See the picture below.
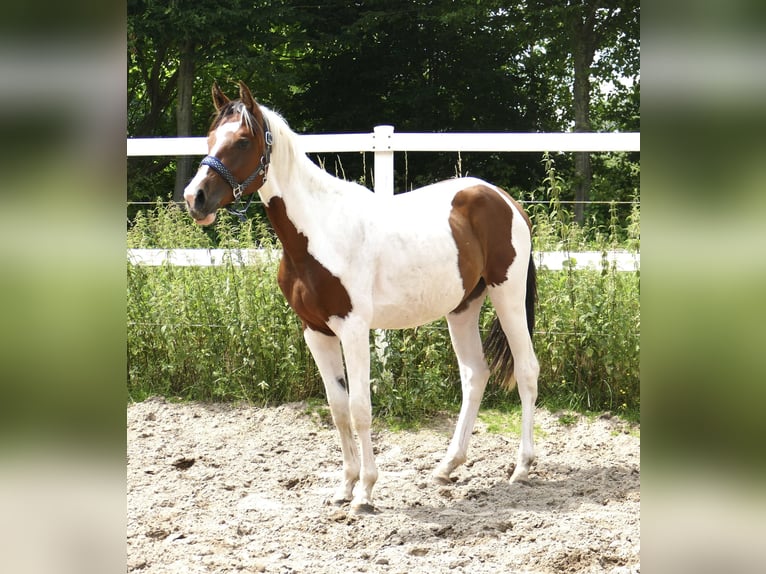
[525,0,640,223]
[128,0,288,201]
[175,38,196,202]
[127,0,639,223]
[289,0,563,191]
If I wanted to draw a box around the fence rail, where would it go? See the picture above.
[127,131,640,155]
[128,248,639,272]
[127,128,639,196]
[127,129,640,270]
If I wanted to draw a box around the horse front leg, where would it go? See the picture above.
[337,319,378,513]
[303,328,359,504]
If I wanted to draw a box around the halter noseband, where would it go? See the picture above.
[199,116,273,221]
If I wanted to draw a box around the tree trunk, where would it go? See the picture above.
[174,40,195,203]
[570,3,598,225]
[572,60,591,226]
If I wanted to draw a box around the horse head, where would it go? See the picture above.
[183,81,272,225]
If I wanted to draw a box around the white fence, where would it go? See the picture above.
[127,128,640,271]
[127,127,639,196]
[127,248,639,272]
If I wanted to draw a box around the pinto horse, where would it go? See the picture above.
[184,81,540,513]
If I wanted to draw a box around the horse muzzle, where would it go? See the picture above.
[184,176,226,225]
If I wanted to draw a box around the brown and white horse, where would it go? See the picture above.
[184,81,540,513]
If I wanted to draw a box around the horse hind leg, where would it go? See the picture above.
[303,328,359,504]
[433,294,490,484]
[488,277,540,484]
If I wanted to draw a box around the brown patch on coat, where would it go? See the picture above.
[449,185,529,313]
[265,197,353,335]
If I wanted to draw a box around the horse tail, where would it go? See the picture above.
[484,254,537,390]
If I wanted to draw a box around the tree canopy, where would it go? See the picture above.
[128,0,639,223]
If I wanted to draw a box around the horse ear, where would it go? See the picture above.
[211,82,230,111]
[238,80,258,114]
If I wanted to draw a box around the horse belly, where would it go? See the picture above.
[370,255,465,329]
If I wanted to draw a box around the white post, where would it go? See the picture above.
[373,125,394,196]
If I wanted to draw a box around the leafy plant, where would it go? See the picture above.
[128,166,640,422]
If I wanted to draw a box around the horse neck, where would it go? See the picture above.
[257,108,370,246]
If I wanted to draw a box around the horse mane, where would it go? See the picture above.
[209,100,372,199]
[260,106,293,150]
[260,105,371,198]
[208,100,329,177]
[208,101,297,168]
[209,101,257,134]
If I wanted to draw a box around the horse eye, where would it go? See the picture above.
[236,138,250,149]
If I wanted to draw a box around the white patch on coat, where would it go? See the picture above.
[255,110,513,329]
[183,121,241,204]
[262,128,479,328]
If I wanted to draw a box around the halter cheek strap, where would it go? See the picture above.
[200,155,259,201]
[199,118,273,221]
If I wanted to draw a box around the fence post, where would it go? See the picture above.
[373,125,394,196]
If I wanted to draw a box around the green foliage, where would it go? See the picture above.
[535,267,640,415]
[128,200,214,249]
[127,177,640,420]
[369,323,461,421]
[127,0,640,210]
[529,154,640,416]
[127,209,321,404]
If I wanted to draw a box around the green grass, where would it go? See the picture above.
[127,157,640,422]
[555,412,580,426]
[477,407,548,439]
[478,407,523,435]
[302,398,335,428]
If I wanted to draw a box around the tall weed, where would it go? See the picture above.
[128,210,320,403]
[529,153,640,415]
[128,168,639,419]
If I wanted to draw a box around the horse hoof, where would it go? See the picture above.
[350,502,378,515]
[432,473,453,486]
[332,498,350,507]
[323,495,351,507]
[509,471,532,486]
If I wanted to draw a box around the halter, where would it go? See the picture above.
[199,116,273,221]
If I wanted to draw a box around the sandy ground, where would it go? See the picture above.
[127,398,639,573]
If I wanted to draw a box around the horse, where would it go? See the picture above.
[183,80,540,513]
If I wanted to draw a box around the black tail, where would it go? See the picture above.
[483,254,537,389]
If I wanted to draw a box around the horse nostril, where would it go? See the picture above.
[194,189,205,209]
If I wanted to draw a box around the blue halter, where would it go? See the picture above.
[199,117,273,221]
